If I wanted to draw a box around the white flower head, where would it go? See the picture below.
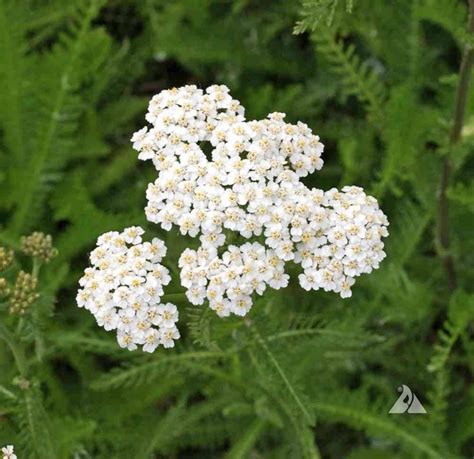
[132,85,389,312]
[77,227,179,352]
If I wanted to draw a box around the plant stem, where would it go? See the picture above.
[224,419,266,459]
[0,321,27,376]
[32,257,41,278]
[437,0,474,291]
[248,321,315,426]
[161,292,187,302]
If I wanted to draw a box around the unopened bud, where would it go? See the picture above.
[0,277,10,297]
[9,271,39,315]
[0,247,14,271]
[13,377,31,390]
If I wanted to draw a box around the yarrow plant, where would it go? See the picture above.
[78,84,388,351]
[77,227,179,351]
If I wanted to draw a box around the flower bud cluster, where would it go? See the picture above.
[0,247,14,271]
[131,85,389,315]
[179,242,288,317]
[9,271,39,315]
[76,227,179,352]
[20,232,58,263]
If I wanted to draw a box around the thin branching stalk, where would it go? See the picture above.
[0,321,27,376]
[437,0,474,291]
[249,321,314,426]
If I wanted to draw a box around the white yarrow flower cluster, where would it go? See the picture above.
[132,85,389,314]
[295,186,388,298]
[77,227,179,352]
[1,446,16,459]
[179,242,288,316]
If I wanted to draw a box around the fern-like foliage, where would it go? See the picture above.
[51,172,141,263]
[294,0,355,33]
[416,0,468,48]
[374,84,437,197]
[447,180,474,212]
[249,321,315,428]
[17,386,57,459]
[0,0,30,212]
[427,291,474,439]
[311,27,385,119]
[245,335,320,459]
[7,0,104,234]
[385,198,433,266]
[91,350,226,391]
[311,390,449,459]
[428,291,474,373]
[185,304,221,351]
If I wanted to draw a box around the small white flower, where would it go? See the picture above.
[231,295,252,316]
[117,330,138,351]
[143,329,160,353]
[158,303,179,328]
[2,445,17,459]
[186,286,207,305]
[160,325,180,348]
[298,272,317,291]
[209,298,231,317]
[123,226,144,244]
[338,276,355,298]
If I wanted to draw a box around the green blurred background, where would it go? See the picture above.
[0,0,473,458]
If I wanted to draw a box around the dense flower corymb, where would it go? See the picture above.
[132,85,389,315]
[77,227,179,352]
[180,242,289,316]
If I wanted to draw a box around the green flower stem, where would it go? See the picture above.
[31,257,44,362]
[16,317,25,336]
[161,292,188,303]
[249,321,314,426]
[0,321,27,376]
[32,257,41,278]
